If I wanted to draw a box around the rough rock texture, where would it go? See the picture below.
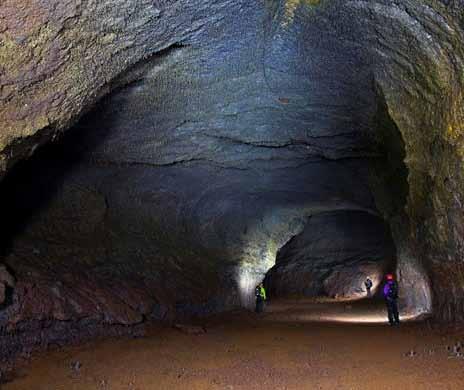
[2,0,384,318]
[356,1,464,321]
[265,211,395,300]
[1,0,464,362]
[0,0,229,176]
[0,265,15,305]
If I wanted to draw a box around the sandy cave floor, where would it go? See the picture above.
[3,299,464,390]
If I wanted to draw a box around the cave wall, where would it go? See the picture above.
[356,1,464,321]
[265,210,395,300]
[0,0,464,335]
[0,0,229,177]
[1,0,382,327]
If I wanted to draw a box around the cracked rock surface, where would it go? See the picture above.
[1,0,464,362]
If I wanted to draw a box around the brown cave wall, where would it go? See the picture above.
[368,87,432,318]
[364,2,464,321]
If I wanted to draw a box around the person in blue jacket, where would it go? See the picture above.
[383,273,400,326]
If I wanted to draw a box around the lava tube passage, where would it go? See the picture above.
[1,1,464,389]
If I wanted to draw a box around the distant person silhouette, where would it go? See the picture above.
[364,277,373,297]
[255,283,267,313]
[383,274,400,326]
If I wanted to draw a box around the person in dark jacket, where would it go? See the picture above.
[383,274,400,325]
[365,277,373,297]
[255,283,267,313]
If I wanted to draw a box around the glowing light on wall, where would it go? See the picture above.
[281,0,323,27]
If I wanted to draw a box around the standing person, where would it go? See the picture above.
[383,274,400,326]
[255,282,267,313]
[365,277,373,297]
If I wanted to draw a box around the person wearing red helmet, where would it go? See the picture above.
[383,273,400,325]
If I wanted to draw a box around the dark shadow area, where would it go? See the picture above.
[0,41,179,259]
[368,85,409,224]
[0,285,15,311]
[0,97,117,259]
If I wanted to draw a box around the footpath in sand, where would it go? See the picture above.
[4,299,464,390]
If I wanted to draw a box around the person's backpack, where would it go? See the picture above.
[384,281,398,300]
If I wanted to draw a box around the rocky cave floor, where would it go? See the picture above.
[3,299,464,390]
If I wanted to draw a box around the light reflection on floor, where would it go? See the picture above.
[262,298,428,324]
